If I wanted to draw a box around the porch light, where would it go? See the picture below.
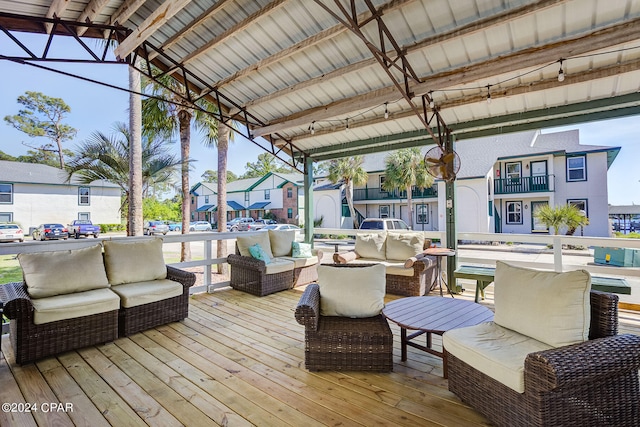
[558,59,565,82]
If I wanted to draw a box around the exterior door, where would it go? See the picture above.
[530,160,548,191]
[531,201,549,232]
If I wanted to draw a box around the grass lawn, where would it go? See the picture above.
[0,255,21,284]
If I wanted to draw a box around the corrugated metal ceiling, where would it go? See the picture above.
[0,0,639,165]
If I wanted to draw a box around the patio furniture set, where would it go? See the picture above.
[293,259,640,427]
[0,238,195,365]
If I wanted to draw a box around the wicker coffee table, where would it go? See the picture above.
[382,296,494,377]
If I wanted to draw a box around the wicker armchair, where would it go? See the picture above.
[446,290,640,427]
[0,282,118,365]
[117,265,195,336]
[295,282,393,372]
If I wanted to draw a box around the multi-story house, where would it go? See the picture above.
[0,160,121,231]
[190,172,305,224]
[314,129,619,237]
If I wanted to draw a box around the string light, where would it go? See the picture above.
[429,90,435,109]
[309,121,315,135]
[384,102,389,119]
[557,59,565,82]
[345,117,350,132]
[486,85,492,104]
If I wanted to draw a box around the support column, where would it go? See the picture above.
[304,156,314,245]
[445,135,458,292]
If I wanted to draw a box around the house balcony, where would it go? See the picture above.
[353,185,438,201]
[493,174,555,194]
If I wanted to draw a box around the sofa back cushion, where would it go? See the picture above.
[104,238,167,285]
[236,231,274,258]
[493,261,591,347]
[385,231,425,261]
[269,230,296,257]
[317,264,385,317]
[354,232,387,260]
[18,244,110,298]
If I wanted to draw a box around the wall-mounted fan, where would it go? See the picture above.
[424,146,461,182]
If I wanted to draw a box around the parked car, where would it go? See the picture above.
[262,224,302,232]
[359,218,411,230]
[243,218,278,231]
[167,222,182,231]
[144,220,169,235]
[227,217,254,232]
[189,221,212,231]
[0,223,24,243]
[33,223,69,241]
[68,219,100,238]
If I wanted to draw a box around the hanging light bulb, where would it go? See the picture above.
[557,59,565,82]
[486,85,492,104]
[384,102,389,119]
[345,118,350,132]
[429,90,435,109]
[310,121,315,135]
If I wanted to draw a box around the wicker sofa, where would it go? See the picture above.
[443,261,640,427]
[227,230,323,296]
[295,264,393,372]
[1,238,194,365]
[333,231,437,296]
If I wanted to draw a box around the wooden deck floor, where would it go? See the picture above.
[1,285,639,427]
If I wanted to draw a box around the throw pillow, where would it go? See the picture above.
[354,232,387,260]
[386,231,425,261]
[18,244,110,298]
[103,238,167,285]
[318,264,385,317]
[493,261,591,347]
[248,243,271,264]
[292,241,312,258]
[269,229,296,257]
[236,232,274,258]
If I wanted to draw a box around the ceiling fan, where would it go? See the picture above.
[424,146,461,182]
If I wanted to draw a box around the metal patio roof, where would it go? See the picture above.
[1,0,639,168]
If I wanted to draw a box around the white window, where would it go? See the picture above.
[417,205,429,224]
[0,183,13,204]
[0,212,12,222]
[78,212,91,221]
[78,187,90,205]
[379,205,390,218]
[568,199,587,216]
[505,162,521,179]
[506,201,522,224]
[205,195,209,203]
[264,189,270,200]
[567,156,586,181]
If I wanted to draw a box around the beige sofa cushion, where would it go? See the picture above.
[31,288,120,325]
[279,256,318,268]
[493,261,591,348]
[443,322,552,393]
[385,231,424,261]
[18,244,110,299]
[318,264,385,317]
[354,232,387,261]
[382,261,416,277]
[264,258,295,274]
[269,230,296,257]
[237,232,273,258]
[104,238,167,285]
[111,279,183,308]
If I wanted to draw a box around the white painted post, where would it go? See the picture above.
[553,236,563,272]
[204,239,212,287]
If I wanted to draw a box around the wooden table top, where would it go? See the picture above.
[382,297,494,334]
[424,247,456,256]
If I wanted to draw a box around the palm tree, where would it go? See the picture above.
[533,204,568,235]
[65,122,181,217]
[128,60,143,236]
[327,156,368,229]
[382,148,433,229]
[564,205,589,235]
[141,66,219,262]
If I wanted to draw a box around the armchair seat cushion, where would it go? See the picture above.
[444,321,552,393]
[279,256,317,268]
[265,258,295,274]
[31,288,120,325]
[111,279,184,308]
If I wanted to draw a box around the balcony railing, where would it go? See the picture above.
[494,175,554,194]
[353,186,437,201]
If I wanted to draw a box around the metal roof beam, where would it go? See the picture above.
[113,0,191,59]
[233,0,563,115]
[253,16,640,138]
[288,57,640,141]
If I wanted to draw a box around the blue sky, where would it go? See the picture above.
[1,33,639,205]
